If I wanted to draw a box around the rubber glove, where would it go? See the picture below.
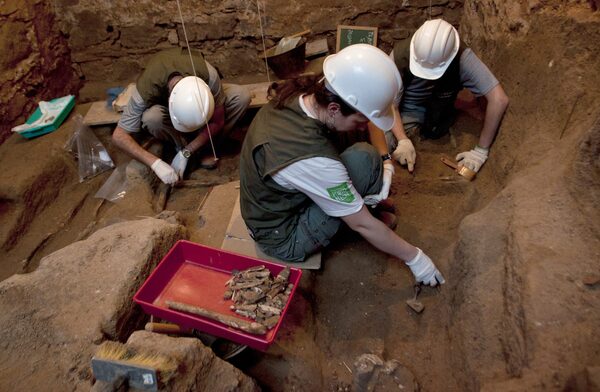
[392,138,416,172]
[151,159,179,185]
[456,145,489,173]
[170,151,189,178]
[364,161,395,206]
[405,248,446,287]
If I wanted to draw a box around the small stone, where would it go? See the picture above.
[582,275,600,286]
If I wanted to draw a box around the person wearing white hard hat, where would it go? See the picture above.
[112,47,250,184]
[239,44,445,287]
[373,18,508,174]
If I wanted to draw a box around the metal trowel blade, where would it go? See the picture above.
[406,299,424,313]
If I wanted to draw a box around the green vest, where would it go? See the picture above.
[136,47,210,107]
[239,97,340,247]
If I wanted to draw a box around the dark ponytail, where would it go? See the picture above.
[268,76,357,116]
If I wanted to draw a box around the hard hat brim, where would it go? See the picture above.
[409,55,452,80]
[368,104,395,131]
[408,23,460,80]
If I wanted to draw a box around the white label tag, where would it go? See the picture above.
[142,373,155,385]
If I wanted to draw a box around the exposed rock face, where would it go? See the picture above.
[0,0,82,144]
[0,115,79,259]
[120,331,260,392]
[447,1,600,390]
[0,218,185,391]
[50,0,463,100]
[2,0,465,142]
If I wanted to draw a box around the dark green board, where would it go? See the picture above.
[336,25,378,52]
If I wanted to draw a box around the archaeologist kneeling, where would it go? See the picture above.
[239,44,445,287]
[376,18,509,174]
[112,47,251,184]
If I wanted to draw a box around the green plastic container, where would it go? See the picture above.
[15,95,75,139]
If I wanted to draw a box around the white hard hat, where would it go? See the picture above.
[168,76,215,133]
[410,19,460,80]
[323,44,402,131]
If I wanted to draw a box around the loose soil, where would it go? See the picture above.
[0,99,499,390]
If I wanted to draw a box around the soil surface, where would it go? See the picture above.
[0,98,498,390]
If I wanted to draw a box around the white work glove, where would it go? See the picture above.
[364,161,395,206]
[151,159,179,185]
[170,151,189,178]
[392,138,416,172]
[456,145,489,173]
[405,248,446,287]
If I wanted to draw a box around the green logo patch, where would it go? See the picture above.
[326,182,355,203]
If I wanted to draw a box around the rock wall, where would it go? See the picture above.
[0,218,186,391]
[448,1,600,390]
[2,0,465,142]
[0,0,82,144]
[2,0,465,144]
[52,0,463,100]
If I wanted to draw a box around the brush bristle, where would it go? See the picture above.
[127,352,178,381]
[95,341,128,361]
[94,341,178,383]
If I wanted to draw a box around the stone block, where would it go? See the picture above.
[122,331,260,391]
[120,25,165,49]
[0,218,186,391]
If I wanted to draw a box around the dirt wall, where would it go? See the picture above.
[447,1,600,389]
[0,0,82,145]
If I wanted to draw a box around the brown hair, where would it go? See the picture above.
[267,75,357,116]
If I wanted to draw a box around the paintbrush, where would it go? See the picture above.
[91,341,177,391]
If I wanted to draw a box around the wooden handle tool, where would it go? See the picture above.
[440,154,476,181]
[166,301,267,335]
[144,322,193,335]
[440,155,458,170]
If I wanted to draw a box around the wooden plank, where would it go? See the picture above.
[112,83,135,113]
[197,180,321,269]
[245,81,272,108]
[82,101,121,126]
[306,38,329,59]
[220,191,322,270]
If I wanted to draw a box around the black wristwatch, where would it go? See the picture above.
[381,153,392,162]
[181,148,192,159]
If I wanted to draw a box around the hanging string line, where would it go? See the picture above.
[256,0,271,84]
[429,0,432,19]
[176,0,218,161]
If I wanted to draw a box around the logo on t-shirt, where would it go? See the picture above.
[326,182,355,203]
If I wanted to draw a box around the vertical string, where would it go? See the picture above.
[176,0,218,160]
[256,0,271,84]
[428,0,432,19]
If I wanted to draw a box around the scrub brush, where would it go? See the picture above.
[91,341,177,391]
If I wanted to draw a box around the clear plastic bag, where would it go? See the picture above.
[65,114,115,182]
[94,164,128,202]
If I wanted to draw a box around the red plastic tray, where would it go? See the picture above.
[133,240,302,351]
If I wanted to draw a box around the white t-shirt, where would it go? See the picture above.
[270,96,364,217]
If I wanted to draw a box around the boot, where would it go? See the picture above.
[374,198,395,213]
[373,210,398,230]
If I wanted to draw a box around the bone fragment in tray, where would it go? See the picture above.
[224,265,294,329]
